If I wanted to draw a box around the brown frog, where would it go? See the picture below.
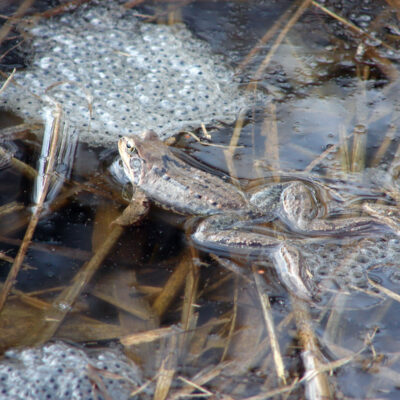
[118,131,388,298]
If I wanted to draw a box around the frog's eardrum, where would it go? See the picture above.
[0,2,263,146]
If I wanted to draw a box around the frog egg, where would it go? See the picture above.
[0,2,264,146]
[0,342,142,399]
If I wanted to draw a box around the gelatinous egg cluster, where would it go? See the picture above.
[0,2,261,146]
[0,342,143,399]
[301,235,400,299]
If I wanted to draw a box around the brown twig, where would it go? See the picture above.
[0,0,34,46]
[252,266,287,385]
[152,250,190,318]
[35,221,125,344]
[0,102,62,312]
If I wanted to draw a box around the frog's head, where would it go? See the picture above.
[118,135,145,186]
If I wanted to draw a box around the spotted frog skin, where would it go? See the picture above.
[119,130,248,215]
[118,131,387,298]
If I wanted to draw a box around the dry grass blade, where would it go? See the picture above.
[130,379,154,398]
[338,124,350,174]
[302,328,376,379]
[34,221,125,344]
[209,255,252,284]
[304,144,339,173]
[86,364,114,400]
[224,110,246,186]
[0,0,34,45]
[0,103,62,312]
[0,234,91,262]
[311,1,397,52]
[362,203,400,235]
[0,201,24,218]
[177,376,212,397]
[58,314,128,342]
[121,326,180,347]
[200,123,211,140]
[236,3,296,74]
[154,334,178,400]
[170,362,232,399]
[0,123,42,139]
[371,123,397,167]
[152,250,191,317]
[0,251,35,272]
[260,102,280,181]
[241,378,299,400]
[0,68,15,94]
[220,278,238,362]
[366,276,400,303]
[252,0,312,82]
[179,248,200,353]
[0,282,49,310]
[123,0,146,9]
[184,130,243,149]
[292,299,332,399]
[90,286,152,321]
[252,266,287,385]
[32,0,94,19]
[351,124,367,173]
[0,140,37,180]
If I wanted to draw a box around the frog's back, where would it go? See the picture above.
[137,138,248,215]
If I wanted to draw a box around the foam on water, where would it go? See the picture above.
[0,1,262,146]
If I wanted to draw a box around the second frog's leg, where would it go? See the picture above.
[280,182,393,236]
[270,243,316,300]
[191,214,315,299]
[191,213,281,255]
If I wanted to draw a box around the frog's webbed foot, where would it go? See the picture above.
[278,181,393,237]
[362,203,400,236]
[114,188,150,226]
[302,216,385,236]
[271,243,316,300]
[191,213,281,256]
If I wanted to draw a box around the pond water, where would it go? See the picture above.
[1,0,400,399]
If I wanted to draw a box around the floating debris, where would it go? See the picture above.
[0,2,264,147]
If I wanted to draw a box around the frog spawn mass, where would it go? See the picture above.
[0,2,262,146]
[119,132,399,300]
[0,342,143,400]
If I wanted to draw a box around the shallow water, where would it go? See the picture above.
[1,0,400,399]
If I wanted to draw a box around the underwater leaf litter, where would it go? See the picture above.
[2,0,400,399]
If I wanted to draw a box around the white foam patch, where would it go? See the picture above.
[1,2,263,147]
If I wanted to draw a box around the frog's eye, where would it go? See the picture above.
[126,139,137,153]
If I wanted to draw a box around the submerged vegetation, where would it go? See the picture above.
[1,0,400,398]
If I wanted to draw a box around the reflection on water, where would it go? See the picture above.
[1,0,400,398]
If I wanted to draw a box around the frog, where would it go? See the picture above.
[118,130,389,298]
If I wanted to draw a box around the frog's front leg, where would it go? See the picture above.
[114,188,150,226]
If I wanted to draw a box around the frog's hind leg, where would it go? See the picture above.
[192,215,316,300]
[191,213,281,256]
